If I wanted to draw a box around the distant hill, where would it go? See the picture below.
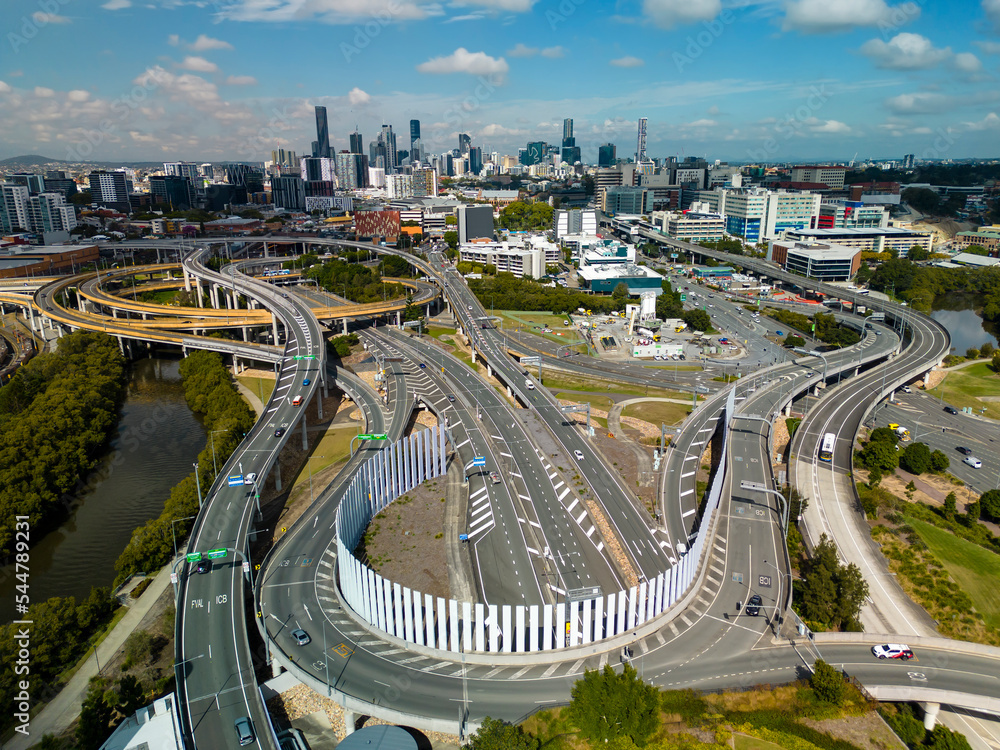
[0,154,174,170]
[0,154,67,167]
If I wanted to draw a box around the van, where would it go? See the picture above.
[964,456,983,469]
[525,380,534,390]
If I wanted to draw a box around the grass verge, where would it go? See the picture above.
[541,372,691,401]
[288,428,357,491]
[623,401,690,426]
[923,362,1000,420]
[237,375,276,404]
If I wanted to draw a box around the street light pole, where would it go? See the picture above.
[193,462,203,508]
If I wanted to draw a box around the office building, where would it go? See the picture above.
[782,227,933,255]
[955,225,1000,253]
[335,152,368,189]
[520,141,546,166]
[552,208,597,239]
[903,153,915,169]
[602,186,647,215]
[149,175,195,210]
[315,106,331,158]
[768,240,861,282]
[27,192,77,242]
[42,171,77,198]
[656,210,725,243]
[271,175,306,210]
[561,118,580,165]
[271,149,298,169]
[412,168,438,198]
[220,164,264,193]
[368,166,386,189]
[410,119,422,163]
[0,183,30,232]
[459,235,560,279]
[598,144,616,168]
[790,165,847,190]
[300,157,335,183]
[372,124,398,174]
[164,162,200,181]
[818,201,888,229]
[87,170,131,212]
[695,188,819,242]
[349,130,364,155]
[458,133,471,155]
[386,173,413,199]
[577,261,663,294]
[9,173,46,194]
[468,147,483,175]
[636,117,647,162]
[457,204,494,244]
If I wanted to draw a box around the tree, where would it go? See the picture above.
[784,334,805,348]
[76,681,112,750]
[465,717,538,750]
[925,724,973,750]
[117,675,145,715]
[833,562,869,630]
[964,243,989,256]
[930,449,949,473]
[444,230,458,251]
[612,282,629,301]
[979,341,994,358]
[859,439,898,476]
[682,308,711,332]
[966,347,980,360]
[902,186,942,215]
[962,500,981,527]
[979,489,1000,523]
[810,660,846,704]
[798,535,868,630]
[870,426,899,445]
[899,441,932,474]
[445,215,457,226]
[569,664,660,746]
[943,491,958,521]
[907,244,931,261]
[992,350,1000,373]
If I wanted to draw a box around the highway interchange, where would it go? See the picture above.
[8,234,1000,748]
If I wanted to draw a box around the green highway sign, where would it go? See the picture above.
[679,295,686,301]
[207,548,228,560]
[357,433,388,440]
[186,552,203,563]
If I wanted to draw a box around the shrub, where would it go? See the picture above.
[810,660,846,704]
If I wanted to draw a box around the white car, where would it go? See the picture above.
[871,643,914,660]
[525,379,534,390]
[244,472,258,485]
[964,456,983,469]
[573,450,584,461]
[900,385,912,393]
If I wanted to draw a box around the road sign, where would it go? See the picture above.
[207,548,228,560]
[472,457,486,467]
[679,295,686,301]
[242,561,250,573]
[740,480,767,492]
[357,433,389,441]
[227,475,244,487]
[186,552,203,563]
[170,572,178,584]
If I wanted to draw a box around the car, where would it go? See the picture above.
[467,305,472,310]
[489,471,501,484]
[944,406,958,415]
[447,394,455,402]
[957,446,973,455]
[696,386,710,393]
[302,378,311,386]
[525,379,534,390]
[290,628,311,646]
[574,449,584,460]
[419,363,426,369]
[776,330,783,336]
[235,716,255,746]
[195,559,211,575]
[964,456,983,469]
[871,643,914,660]
[900,385,911,393]
[745,594,762,616]
[244,472,258,485]
[274,427,286,438]
[875,330,882,336]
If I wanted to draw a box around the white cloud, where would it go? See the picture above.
[456,0,535,9]
[167,34,180,46]
[0,81,11,94]
[610,55,645,67]
[189,34,233,51]
[859,33,951,69]
[686,118,717,127]
[179,56,219,73]
[417,48,508,77]
[953,52,983,73]
[224,75,258,85]
[885,92,952,114]
[67,90,90,102]
[642,0,721,28]
[963,112,1000,130]
[974,40,1000,54]
[101,0,131,8]
[34,87,55,97]
[220,0,444,24]
[445,13,484,22]
[783,0,919,33]
[541,46,565,58]
[508,43,537,57]
[986,0,1000,29]
[810,119,852,133]
[32,11,71,24]
[348,87,371,105]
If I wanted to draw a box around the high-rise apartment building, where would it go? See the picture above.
[636,118,648,163]
[271,149,298,169]
[300,157,335,183]
[335,152,368,189]
[149,175,195,210]
[164,162,201,181]
[0,183,30,232]
[790,165,847,190]
[411,168,438,198]
[271,174,306,210]
[468,147,483,175]
[9,173,45,194]
[315,106,331,158]
[598,144,616,168]
[87,170,131,212]
[27,192,77,239]
[371,125,398,174]
[386,173,413,199]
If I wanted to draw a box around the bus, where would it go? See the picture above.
[819,432,835,463]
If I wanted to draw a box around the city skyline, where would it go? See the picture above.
[2,0,1000,163]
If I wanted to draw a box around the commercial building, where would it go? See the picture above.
[164,162,201,181]
[949,252,1000,268]
[602,186,647,215]
[386,174,413,199]
[149,175,195,210]
[782,226,933,255]
[409,119,422,163]
[552,208,597,239]
[314,106,331,158]
[270,175,306,210]
[655,209,725,243]
[955,225,1000,253]
[42,171,77,198]
[790,165,847,190]
[457,204,494,244]
[768,239,861,281]
[0,244,98,278]
[818,200,888,229]
[459,236,559,278]
[598,143,616,168]
[88,170,131,213]
[577,262,663,294]
[693,188,820,242]
[355,210,401,241]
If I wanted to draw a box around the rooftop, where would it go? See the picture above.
[784,242,860,261]
[951,252,1000,267]
[787,227,929,237]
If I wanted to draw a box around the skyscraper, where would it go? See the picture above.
[561,118,580,165]
[315,106,331,158]
[379,124,398,174]
[87,170,131,212]
[458,133,471,155]
[349,130,364,155]
[410,119,422,163]
[598,143,616,168]
[563,118,573,142]
[0,183,30,232]
[468,147,483,175]
[636,117,648,163]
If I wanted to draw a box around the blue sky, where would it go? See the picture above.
[2,0,999,163]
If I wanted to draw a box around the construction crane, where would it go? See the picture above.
[849,152,858,168]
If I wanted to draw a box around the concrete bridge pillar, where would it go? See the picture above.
[343,711,356,735]
[232,356,239,377]
[888,390,895,401]
[923,370,932,387]
[487,364,492,378]
[117,336,124,355]
[271,650,284,678]
[426,303,431,318]
[471,347,476,364]
[507,386,513,399]
[921,702,940,730]
[112,308,118,319]
[300,416,308,451]
[784,402,791,417]
[242,327,248,342]
[183,269,191,293]
[273,461,281,492]
[77,294,85,313]
[316,391,323,421]
[396,311,401,327]
[342,318,348,335]
[195,277,204,308]
[272,314,280,346]
[263,241,268,258]
[211,284,220,310]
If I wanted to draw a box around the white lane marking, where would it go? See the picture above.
[575,510,587,524]
[557,488,571,502]
[680,489,694,497]
[682,509,696,518]
[586,526,597,538]
[681,471,696,478]
[565,498,579,513]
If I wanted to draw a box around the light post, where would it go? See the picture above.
[193,462,203,509]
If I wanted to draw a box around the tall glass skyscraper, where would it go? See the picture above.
[349,131,364,155]
[314,106,330,158]
[409,119,421,163]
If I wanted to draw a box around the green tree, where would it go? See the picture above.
[834,562,869,630]
[902,186,942,214]
[979,341,994,358]
[466,717,539,750]
[569,664,660,746]
[962,500,981,527]
[860,439,899,476]
[926,724,973,750]
[930,449,949,473]
[810,660,846,704]
[870,426,899,445]
[899,442,932,474]
[992,350,1000,373]
[966,347,980,360]
[943,491,958,521]
[76,681,112,750]
[444,230,458,251]
[784,334,805,348]
[682,309,711,332]
[979,489,1000,523]
[964,243,989,256]
[612,282,629,301]
[117,675,146,716]
[907,244,931,261]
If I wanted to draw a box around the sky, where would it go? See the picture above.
[2,0,1000,164]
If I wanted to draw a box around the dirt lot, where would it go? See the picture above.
[360,476,451,600]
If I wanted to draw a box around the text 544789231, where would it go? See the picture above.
[13,515,32,737]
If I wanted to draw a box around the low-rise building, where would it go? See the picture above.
[577,262,663,294]
[459,235,560,278]
[781,226,932,255]
[768,239,861,281]
[954,225,1000,253]
[654,209,725,243]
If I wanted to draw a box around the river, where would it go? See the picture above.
[0,357,206,616]
[931,295,998,355]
